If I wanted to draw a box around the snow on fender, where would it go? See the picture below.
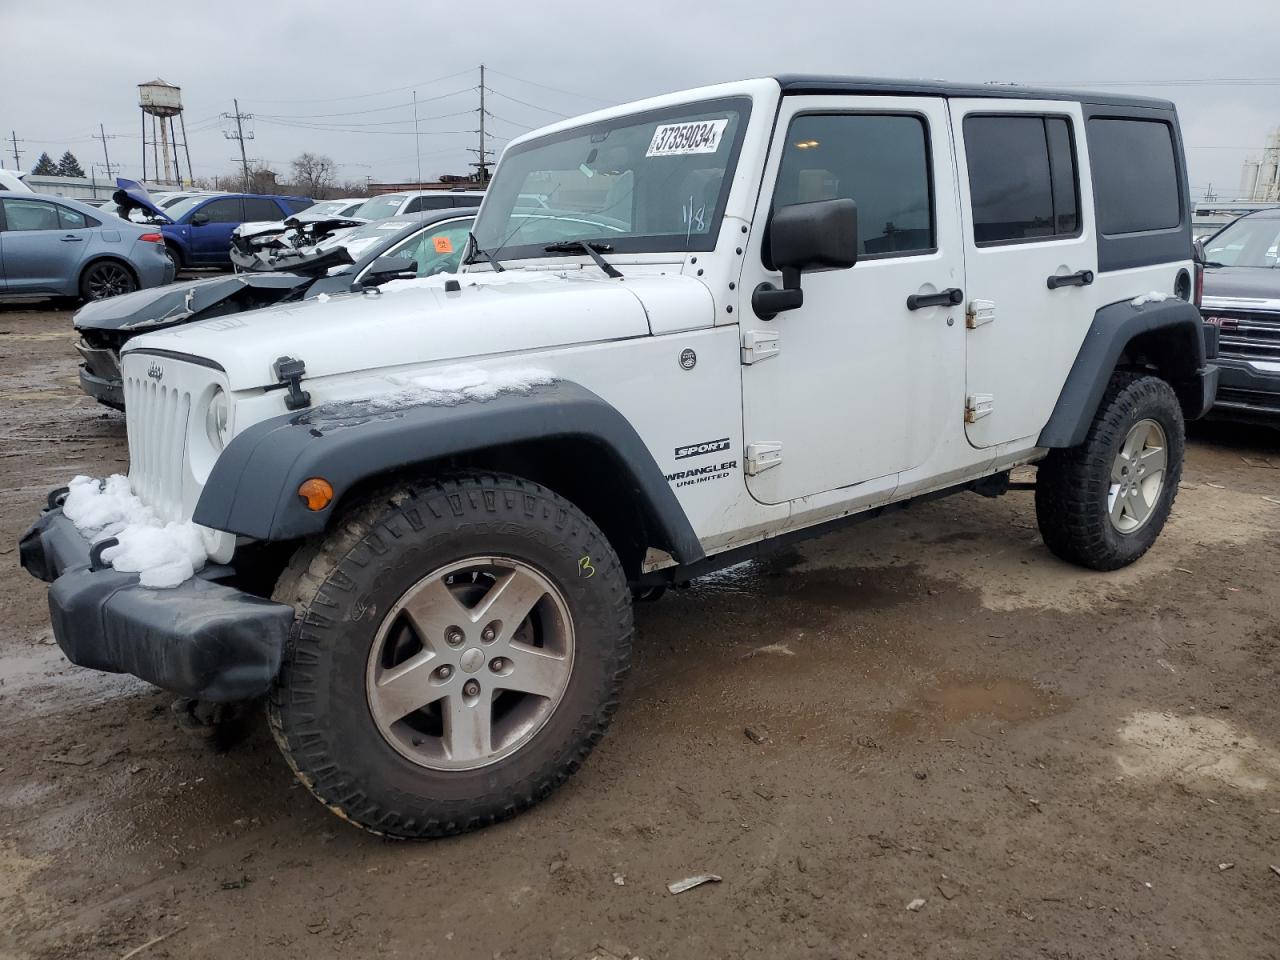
[62,475,208,588]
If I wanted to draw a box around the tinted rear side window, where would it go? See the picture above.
[1088,118,1180,235]
[772,113,935,257]
[963,115,1079,244]
[243,197,286,221]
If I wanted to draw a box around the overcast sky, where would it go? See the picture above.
[2,0,1276,198]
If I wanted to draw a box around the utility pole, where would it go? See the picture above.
[93,124,117,180]
[8,130,22,170]
[468,64,493,183]
[223,99,254,193]
[413,90,423,190]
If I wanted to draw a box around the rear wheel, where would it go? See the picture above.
[269,473,633,838]
[1035,372,1184,570]
[79,261,136,301]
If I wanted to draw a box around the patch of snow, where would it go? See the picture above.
[380,364,557,407]
[1131,291,1174,306]
[316,292,331,303]
[62,475,206,589]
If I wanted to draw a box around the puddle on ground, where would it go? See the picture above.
[693,560,920,613]
[888,672,1063,734]
[1115,711,1280,791]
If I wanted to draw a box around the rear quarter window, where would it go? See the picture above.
[1088,118,1181,235]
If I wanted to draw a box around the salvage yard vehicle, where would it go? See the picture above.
[230,197,367,257]
[0,190,174,301]
[351,188,486,221]
[73,209,476,408]
[1199,208,1280,425]
[112,179,312,268]
[21,76,1217,838]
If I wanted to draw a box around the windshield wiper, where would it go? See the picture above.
[544,240,623,279]
[464,231,505,272]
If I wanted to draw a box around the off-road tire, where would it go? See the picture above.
[268,473,633,838]
[1035,372,1184,570]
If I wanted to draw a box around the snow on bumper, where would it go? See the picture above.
[19,499,293,702]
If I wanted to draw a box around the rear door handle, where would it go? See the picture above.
[60,235,85,242]
[1047,269,1093,290]
[906,287,963,311]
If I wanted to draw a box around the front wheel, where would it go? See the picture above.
[269,473,633,838]
[1035,372,1184,570]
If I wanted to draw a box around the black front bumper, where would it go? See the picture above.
[1208,357,1280,424]
[77,367,125,409]
[19,504,294,702]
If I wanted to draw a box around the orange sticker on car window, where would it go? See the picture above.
[433,236,454,254]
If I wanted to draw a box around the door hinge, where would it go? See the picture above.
[745,441,783,475]
[965,394,994,423]
[966,299,995,329]
[741,329,780,364]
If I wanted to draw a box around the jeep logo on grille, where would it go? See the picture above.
[146,362,164,382]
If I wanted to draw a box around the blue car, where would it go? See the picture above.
[0,190,175,301]
[112,178,312,268]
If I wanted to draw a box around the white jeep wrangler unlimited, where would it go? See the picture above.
[21,76,1218,837]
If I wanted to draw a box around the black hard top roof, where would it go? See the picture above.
[775,75,1174,110]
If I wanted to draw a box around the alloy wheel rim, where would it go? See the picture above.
[88,265,131,299]
[1107,418,1168,534]
[365,556,575,771]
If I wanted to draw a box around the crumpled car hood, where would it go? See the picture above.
[122,271,710,391]
[75,273,311,332]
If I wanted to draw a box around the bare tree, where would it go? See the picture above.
[290,152,337,199]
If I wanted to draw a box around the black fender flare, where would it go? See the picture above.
[1037,297,1217,448]
[193,381,705,565]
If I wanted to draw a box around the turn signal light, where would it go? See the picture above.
[298,478,334,512]
[140,233,164,243]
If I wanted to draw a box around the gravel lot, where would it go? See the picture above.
[2,300,1279,960]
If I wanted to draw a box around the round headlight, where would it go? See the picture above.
[205,388,230,451]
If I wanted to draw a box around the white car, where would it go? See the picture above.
[351,188,485,221]
[231,197,367,253]
[23,76,1218,840]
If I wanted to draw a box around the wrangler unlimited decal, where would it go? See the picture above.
[666,460,738,488]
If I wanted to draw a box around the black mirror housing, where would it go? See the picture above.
[769,198,859,284]
[362,255,417,286]
[754,198,859,321]
[190,213,209,226]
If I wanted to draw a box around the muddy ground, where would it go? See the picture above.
[1,299,1278,960]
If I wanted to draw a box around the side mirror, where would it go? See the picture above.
[753,198,858,320]
[359,255,417,288]
[190,213,209,227]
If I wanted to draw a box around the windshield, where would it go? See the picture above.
[164,195,208,220]
[1205,216,1280,268]
[298,200,350,218]
[472,97,750,261]
[354,194,407,221]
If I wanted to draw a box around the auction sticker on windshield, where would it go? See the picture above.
[646,119,729,157]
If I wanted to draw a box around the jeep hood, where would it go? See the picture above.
[122,272,711,391]
[76,273,312,332]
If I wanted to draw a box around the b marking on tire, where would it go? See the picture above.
[578,556,596,579]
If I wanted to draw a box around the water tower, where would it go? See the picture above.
[139,79,192,187]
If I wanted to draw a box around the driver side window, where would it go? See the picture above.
[195,198,244,224]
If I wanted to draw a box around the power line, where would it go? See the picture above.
[484,68,615,105]
[253,87,477,120]
[247,68,476,105]
[487,87,571,118]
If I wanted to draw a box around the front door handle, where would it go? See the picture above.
[60,235,84,242]
[1047,269,1094,290]
[906,287,963,311]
